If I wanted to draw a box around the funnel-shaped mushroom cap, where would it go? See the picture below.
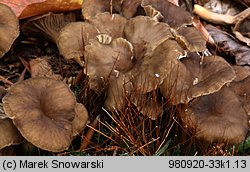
[57,22,98,64]
[160,55,236,104]
[84,36,134,92]
[181,86,248,144]
[72,103,89,137]
[2,77,77,152]
[82,0,110,20]
[0,118,24,149]
[131,39,184,94]
[124,16,173,60]
[172,27,207,52]
[141,0,192,28]
[0,3,19,58]
[21,12,76,43]
[89,12,127,38]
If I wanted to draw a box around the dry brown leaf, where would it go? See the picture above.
[0,0,45,17]
[0,0,82,19]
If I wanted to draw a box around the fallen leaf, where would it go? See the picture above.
[0,0,82,19]
[0,0,45,17]
[206,24,250,66]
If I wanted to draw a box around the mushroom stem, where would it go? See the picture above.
[193,4,235,25]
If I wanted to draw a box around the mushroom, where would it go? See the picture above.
[131,39,184,94]
[88,12,127,39]
[2,77,85,152]
[141,0,193,28]
[160,54,236,105]
[0,3,19,58]
[124,16,173,60]
[121,0,142,19]
[21,12,76,43]
[57,22,98,66]
[180,86,248,144]
[72,103,89,137]
[171,27,207,52]
[84,36,134,92]
[0,118,24,150]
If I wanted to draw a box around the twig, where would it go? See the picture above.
[0,75,13,85]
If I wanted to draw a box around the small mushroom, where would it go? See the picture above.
[0,118,24,150]
[121,0,142,19]
[0,3,19,58]
[160,54,236,105]
[72,103,89,137]
[171,27,207,52]
[89,12,127,39]
[2,77,79,152]
[84,36,134,92]
[57,22,98,66]
[141,0,193,28]
[21,12,76,43]
[180,86,248,144]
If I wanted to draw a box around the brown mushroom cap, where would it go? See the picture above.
[89,12,127,39]
[2,77,77,152]
[172,27,207,52]
[131,39,184,94]
[0,118,24,149]
[72,103,89,137]
[180,86,248,144]
[160,54,236,105]
[0,3,19,58]
[232,65,250,82]
[84,36,134,92]
[57,22,98,66]
[141,0,192,28]
[124,16,173,60]
[21,12,76,43]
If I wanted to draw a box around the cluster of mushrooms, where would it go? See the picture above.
[0,0,250,153]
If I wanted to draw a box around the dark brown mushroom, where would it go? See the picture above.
[72,103,89,137]
[57,22,98,66]
[84,36,134,92]
[160,54,236,105]
[2,77,79,152]
[131,39,184,94]
[0,114,24,150]
[21,12,76,43]
[141,0,193,28]
[180,86,248,144]
[124,16,173,60]
[89,12,127,39]
[172,27,207,52]
[0,3,19,58]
